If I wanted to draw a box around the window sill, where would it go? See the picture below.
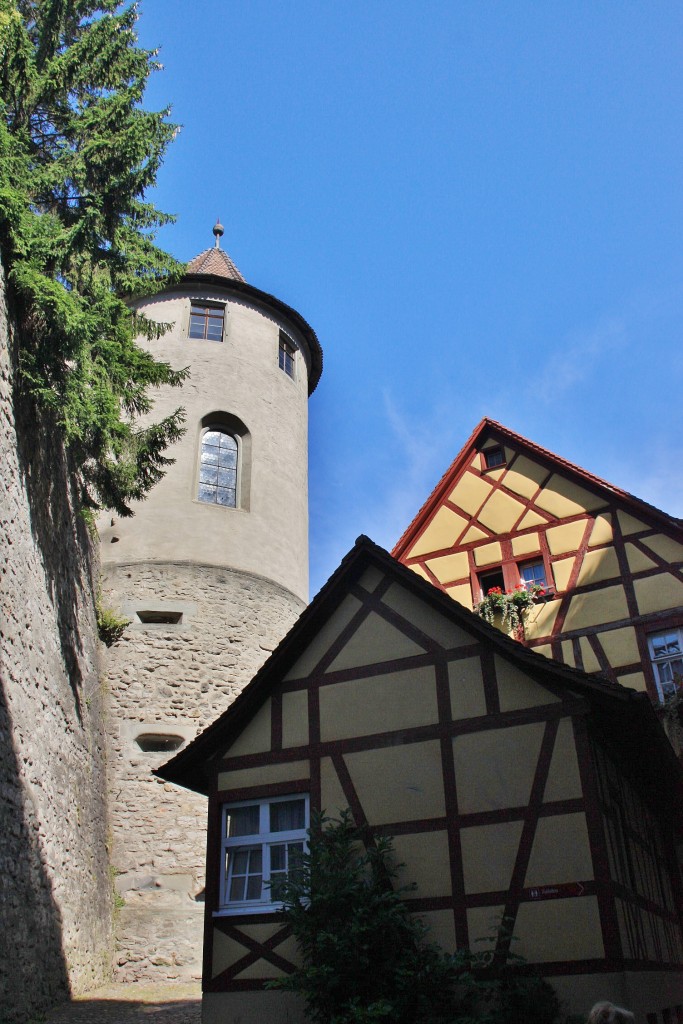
[213,904,282,918]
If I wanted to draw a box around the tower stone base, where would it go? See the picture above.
[102,560,304,981]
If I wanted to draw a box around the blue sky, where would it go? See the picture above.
[136,1,683,598]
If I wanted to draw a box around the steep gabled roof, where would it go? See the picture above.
[392,417,683,559]
[156,536,682,826]
[186,246,245,282]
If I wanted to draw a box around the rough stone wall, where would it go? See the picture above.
[101,560,304,982]
[0,266,113,1022]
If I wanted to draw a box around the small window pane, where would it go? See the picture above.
[203,431,223,447]
[189,304,224,342]
[216,488,235,506]
[271,799,306,832]
[484,448,505,468]
[246,876,262,900]
[229,876,246,902]
[201,449,219,466]
[520,561,547,588]
[652,632,681,658]
[217,468,236,487]
[226,805,260,838]
[200,466,218,484]
[217,447,238,468]
[271,845,286,872]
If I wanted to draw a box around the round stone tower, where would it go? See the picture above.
[100,227,322,982]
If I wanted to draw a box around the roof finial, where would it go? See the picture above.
[213,218,224,249]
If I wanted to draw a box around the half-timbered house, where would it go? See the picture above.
[393,419,683,708]
[158,537,683,1024]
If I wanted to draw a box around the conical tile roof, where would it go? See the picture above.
[186,246,245,282]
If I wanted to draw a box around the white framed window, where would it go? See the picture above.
[647,628,683,701]
[218,794,308,914]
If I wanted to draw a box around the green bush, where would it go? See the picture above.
[269,811,569,1024]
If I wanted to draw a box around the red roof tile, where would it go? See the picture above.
[186,247,245,283]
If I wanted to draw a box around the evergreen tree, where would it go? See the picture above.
[0,0,187,515]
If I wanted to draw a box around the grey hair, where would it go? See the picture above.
[587,1001,636,1024]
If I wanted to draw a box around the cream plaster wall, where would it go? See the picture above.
[99,285,311,602]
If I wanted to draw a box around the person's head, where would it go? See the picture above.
[587,1001,635,1024]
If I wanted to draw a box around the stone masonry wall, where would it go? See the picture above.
[101,560,304,982]
[0,265,113,1022]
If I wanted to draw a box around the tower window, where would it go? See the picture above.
[190,303,225,342]
[279,334,296,378]
[199,429,238,507]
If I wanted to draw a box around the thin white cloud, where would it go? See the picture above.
[529,316,626,405]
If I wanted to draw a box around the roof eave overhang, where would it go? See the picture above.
[156,536,683,826]
[179,272,323,395]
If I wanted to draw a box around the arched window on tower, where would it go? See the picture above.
[198,428,238,507]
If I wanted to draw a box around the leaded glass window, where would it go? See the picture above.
[198,430,237,507]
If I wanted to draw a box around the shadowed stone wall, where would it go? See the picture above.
[102,561,304,982]
[0,264,113,1022]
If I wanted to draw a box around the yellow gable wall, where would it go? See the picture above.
[328,610,425,671]
[575,547,620,586]
[282,689,309,748]
[543,718,582,801]
[535,475,604,518]
[461,821,524,894]
[453,722,545,814]
[391,831,452,899]
[284,594,362,679]
[502,455,548,499]
[381,583,474,648]
[344,741,445,824]
[561,586,629,631]
[448,472,492,515]
[643,532,683,562]
[320,756,349,819]
[426,551,469,584]
[448,656,487,719]
[634,573,683,616]
[478,488,526,534]
[525,813,593,886]
[408,506,468,558]
[514,897,604,963]
[217,760,309,792]
[225,698,272,756]
[319,665,439,741]
[494,656,561,711]
[399,442,683,699]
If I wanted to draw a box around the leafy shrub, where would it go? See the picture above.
[269,811,569,1024]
